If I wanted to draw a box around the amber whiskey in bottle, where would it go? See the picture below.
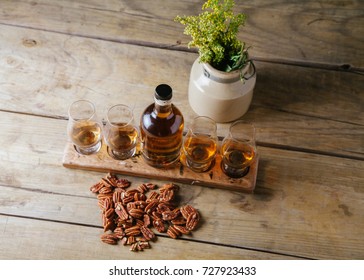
[140,84,184,168]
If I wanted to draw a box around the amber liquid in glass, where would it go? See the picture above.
[140,104,184,168]
[70,121,102,148]
[184,135,217,164]
[221,139,256,178]
[106,123,138,152]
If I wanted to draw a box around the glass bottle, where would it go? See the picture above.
[140,84,184,168]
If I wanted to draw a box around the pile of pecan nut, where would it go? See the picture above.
[90,173,201,252]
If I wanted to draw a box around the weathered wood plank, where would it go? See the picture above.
[0,215,297,259]
[0,0,363,68]
[0,25,362,159]
[246,106,364,160]
[251,64,364,126]
[0,112,363,259]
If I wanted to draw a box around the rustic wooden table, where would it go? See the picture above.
[0,0,363,260]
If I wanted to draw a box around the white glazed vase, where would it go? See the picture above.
[188,58,256,123]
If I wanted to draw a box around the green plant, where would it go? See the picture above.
[175,0,249,72]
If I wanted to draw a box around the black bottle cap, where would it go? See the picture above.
[155,84,172,100]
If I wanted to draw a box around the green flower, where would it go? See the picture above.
[175,0,248,72]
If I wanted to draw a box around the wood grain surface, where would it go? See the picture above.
[1,0,363,68]
[0,0,363,260]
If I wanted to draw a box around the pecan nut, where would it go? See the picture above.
[145,199,159,214]
[115,203,129,221]
[173,225,190,235]
[153,218,166,233]
[129,208,144,219]
[171,217,187,225]
[100,233,118,245]
[180,205,198,219]
[186,212,200,231]
[140,225,156,241]
[167,225,181,239]
[143,214,151,227]
[162,210,179,221]
[116,178,131,188]
[90,181,104,193]
[124,225,141,236]
[113,227,125,239]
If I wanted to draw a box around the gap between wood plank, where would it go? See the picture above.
[0,182,94,199]
[0,22,363,74]
[252,104,364,127]
[256,142,364,162]
[0,213,310,260]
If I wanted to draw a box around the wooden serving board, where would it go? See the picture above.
[62,141,258,193]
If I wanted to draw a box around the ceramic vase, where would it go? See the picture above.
[188,58,256,123]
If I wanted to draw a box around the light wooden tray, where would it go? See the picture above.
[62,141,258,193]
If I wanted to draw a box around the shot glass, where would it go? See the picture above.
[183,116,218,172]
[104,104,138,160]
[220,121,257,178]
[67,100,103,155]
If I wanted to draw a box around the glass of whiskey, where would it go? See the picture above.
[183,116,218,172]
[104,104,138,160]
[67,100,103,155]
[221,121,257,178]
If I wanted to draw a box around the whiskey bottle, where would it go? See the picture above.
[140,84,184,168]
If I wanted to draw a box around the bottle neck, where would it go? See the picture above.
[154,97,172,116]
